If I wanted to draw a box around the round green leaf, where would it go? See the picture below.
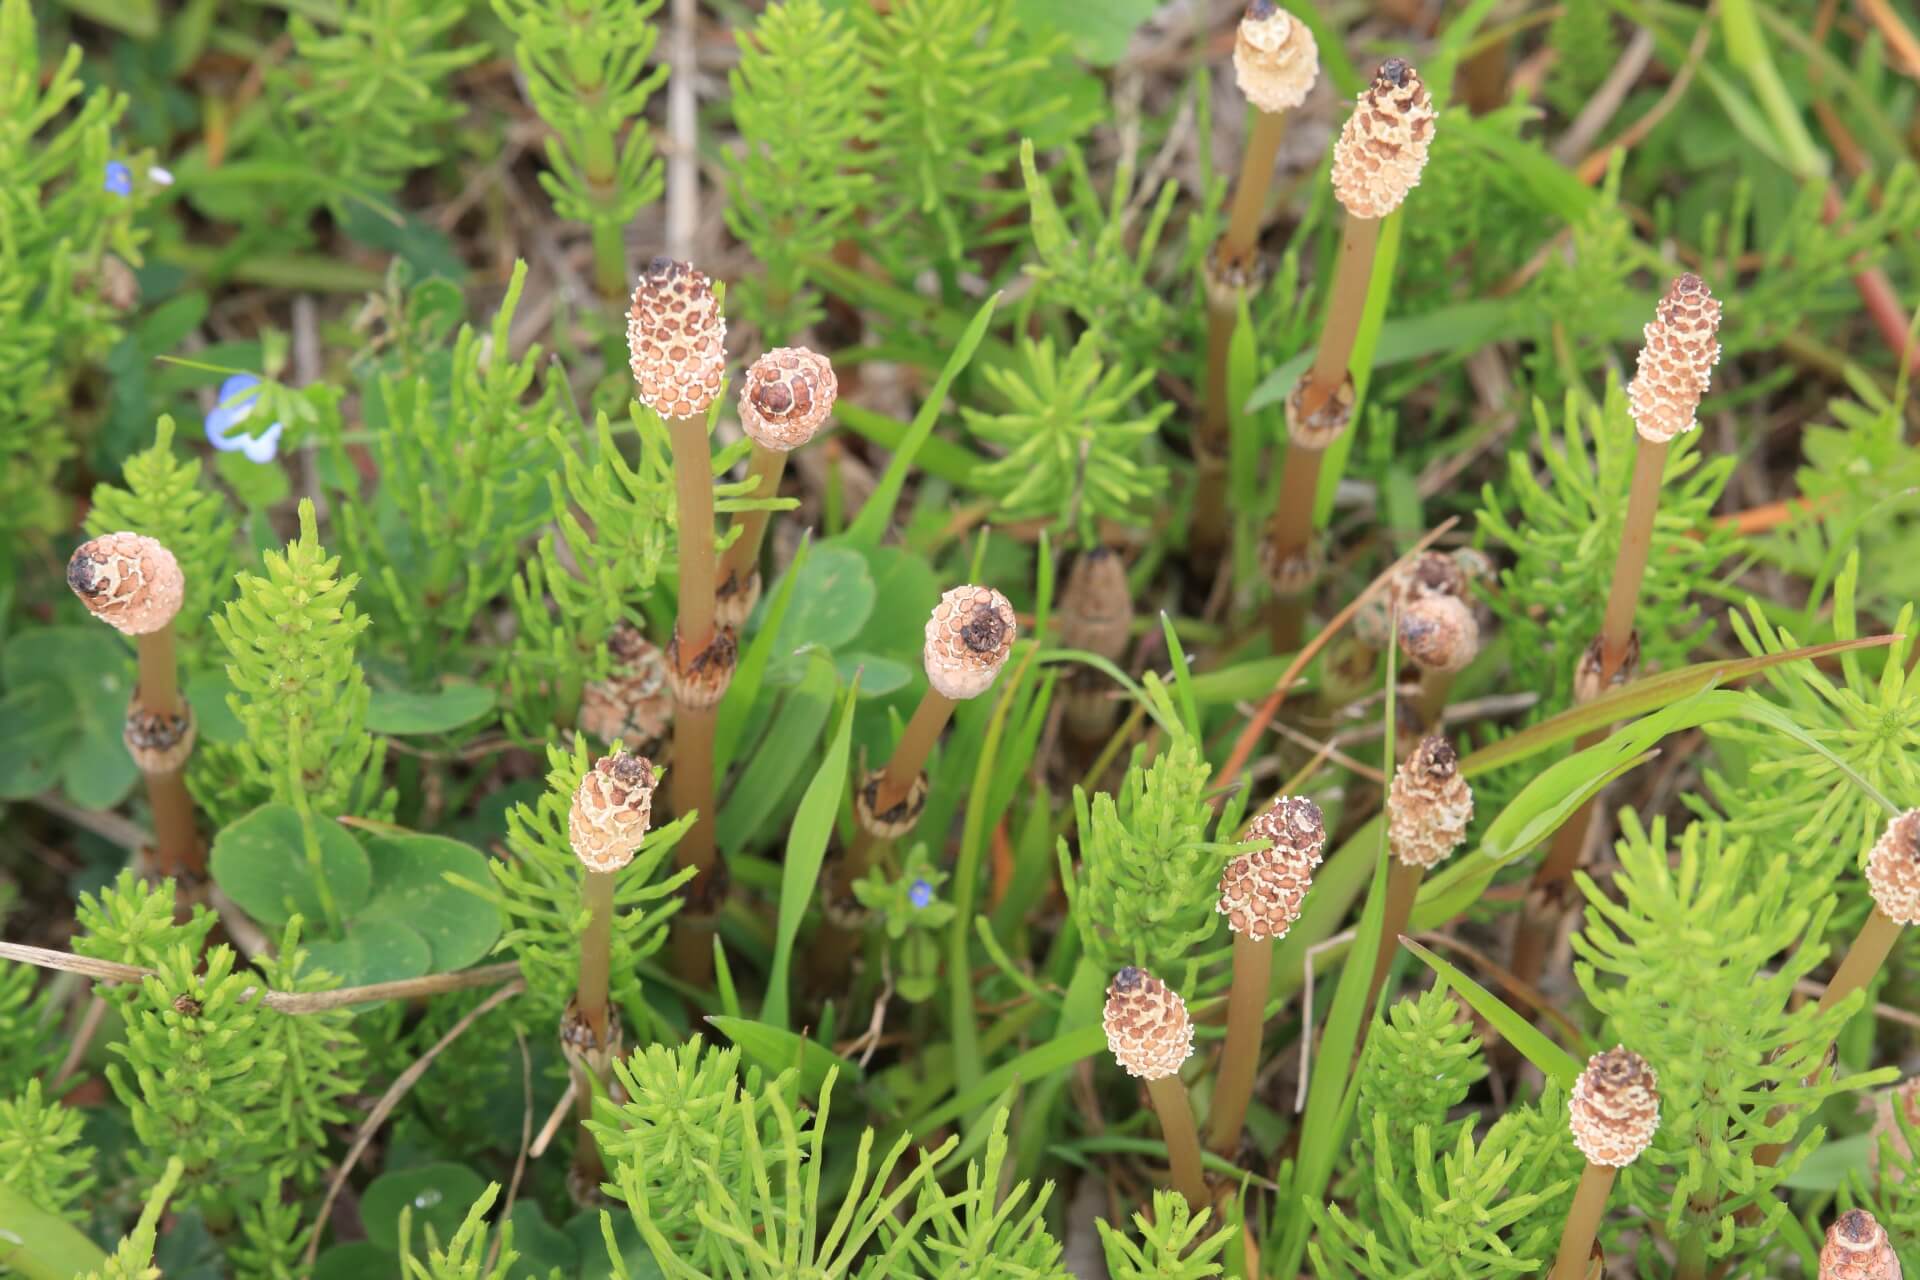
[505,1201,576,1278]
[304,917,431,991]
[357,833,504,972]
[365,685,496,735]
[313,1243,394,1280]
[2,627,138,811]
[770,544,876,656]
[359,1162,487,1253]
[210,805,372,927]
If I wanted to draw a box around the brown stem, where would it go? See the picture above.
[1515,440,1669,987]
[666,411,722,991]
[1222,110,1290,268]
[145,769,202,880]
[577,870,615,1043]
[667,414,719,653]
[1264,438,1328,654]
[1597,439,1668,683]
[1190,303,1238,563]
[568,1058,606,1196]
[1550,1162,1617,1280]
[1297,215,1382,423]
[1208,930,1275,1156]
[1754,908,1904,1169]
[668,702,719,989]
[1361,861,1425,1039]
[1145,1074,1210,1214]
[1414,667,1455,729]
[839,688,957,904]
[136,625,182,718]
[717,446,788,593]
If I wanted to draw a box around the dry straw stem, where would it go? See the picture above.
[1104,967,1208,1212]
[67,533,203,879]
[1208,795,1325,1156]
[1552,1046,1659,1280]
[716,347,837,627]
[1818,1209,1901,1280]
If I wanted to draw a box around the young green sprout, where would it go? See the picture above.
[1818,1209,1900,1280]
[564,750,656,1196]
[1264,59,1435,649]
[1552,1046,1659,1280]
[629,257,730,986]
[1057,547,1134,745]
[67,532,202,882]
[1516,274,1722,987]
[1207,795,1324,1157]
[1365,733,1472,1024]
[715,347,837,628]
[1104,966,1208,1214]
[1194,1,1319,561]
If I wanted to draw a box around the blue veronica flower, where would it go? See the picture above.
[909,879,934,910]
[205,373,285,464]
[103,162,132,196]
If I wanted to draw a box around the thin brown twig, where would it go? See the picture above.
[303,978,526,1270]
[485,1028,535,1275]
[53,995,109,1087]
[0,940,522,1015]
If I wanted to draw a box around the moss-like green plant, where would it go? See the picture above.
[323,262,562,677]
[269,0,483,219]
[461,737,691,1023]
[1348,988,1489,1214]
[203,500,392,825]
[726,0,874,342]
[398,1184,517,1280]
[0,0,144,555]
[250,920,365,1189]
[1572,814,1895,1272]
[83,417,237,654]
[0,1079,96,1220]
[1098,1189,1233,1280]
[82,1158,183,1280]
[962,333,1170,545]
[0,960,58,1094]
[1060,683,1250,996]
[72,870,217,1005]
[852,0,1087,281]
[881,1108,1067,1277]
[494,0,665,297]
[103,943,280,1223]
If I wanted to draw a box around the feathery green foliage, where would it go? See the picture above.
[963,333,1170,545]
[0,1079,96,1220]
[1098,1191,1232,1280]
[82,1158,183,1280]
[0,0,144,554]
[880,1109,1068,1278]
[1060,684,1249,996]
[324,261,562,672]
[463,736,691,1020]
[249,920,366,1189]
[73,871,217,1007]
[398,1184,519,1280]
[495,0,664,293]
[83,417,237,653]
[852,0,1087,278]
[205,499,392,824]
[726,0,874,343]
[270,0,483,215]
[103,943,280,1218]
[1573,814,1894,1269]
[0,960,58,1093]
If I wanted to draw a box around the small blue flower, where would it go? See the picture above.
[205,373,285,464]
[908,879,934,910]
[103,162,132,196]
